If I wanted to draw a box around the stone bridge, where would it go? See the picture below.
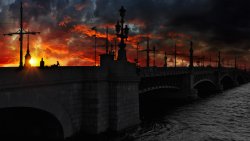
[0,55,140,139]
[0,54,249,139]
[139,67,250,98]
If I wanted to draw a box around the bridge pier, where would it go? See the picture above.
[181,72,198,100]
[100,54,140,132]
[188,88,198,100]
[232,71,240,87]
[233,81,240,87]
[215,71,224,93]
[215,84,223,93]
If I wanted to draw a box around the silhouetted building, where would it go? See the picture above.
[24,34,31,68]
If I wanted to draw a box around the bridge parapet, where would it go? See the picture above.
[139,66,250,99]
[0,67,104,90]
[139,67,189,77]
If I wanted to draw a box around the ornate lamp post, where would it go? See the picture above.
[115,6,129,61]
[174,42,177,68]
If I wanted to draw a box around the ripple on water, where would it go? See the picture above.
[133,83,250,141]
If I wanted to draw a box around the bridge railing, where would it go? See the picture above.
[138,66,245,77]
[138,67,190,77]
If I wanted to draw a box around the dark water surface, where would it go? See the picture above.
[127,83,250,141]
[69,83,250,141]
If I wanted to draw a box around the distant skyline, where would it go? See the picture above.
[0,0,249,67]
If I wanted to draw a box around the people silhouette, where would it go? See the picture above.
[40,58,45,68]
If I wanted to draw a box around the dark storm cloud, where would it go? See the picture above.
[171,0,250,44]
[95,0,250,54]
[95,0,210,32]
[0,0,249,66]
[4,0,250,47]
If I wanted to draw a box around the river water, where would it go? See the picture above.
[70,84,250,141]
[124,83,250,141]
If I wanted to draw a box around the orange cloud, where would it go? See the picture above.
[168,32,192,40]
[74,3,87,11]
[59,16,73,27]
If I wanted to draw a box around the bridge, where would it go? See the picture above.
[0,55,249,139]
[0,4,249,140]
[0,55,140,139]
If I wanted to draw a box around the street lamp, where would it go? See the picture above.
[91,27,97,66]
[115,6,129,61]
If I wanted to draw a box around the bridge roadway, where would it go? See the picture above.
[0,56,249,139]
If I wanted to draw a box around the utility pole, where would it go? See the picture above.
[106,27,109,54]
[147,37,150,67]
[164,51,167,67]
[4,1,40,68]
[218,51,221,68]
[235,56,237,69]
[210,55,212,67]
[139,37,154,67]
[91,27,97,66]
[114,38,117,60]
[153,46,156,67]
[189,41,194,68]
[174,42,177,68]
[95,31,97,66]
[136,42,139,67]
[202,56,205,67]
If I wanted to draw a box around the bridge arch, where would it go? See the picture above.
[0,107,64,139]
[193,79,217,98]
[139,85,180,118]
[0,93,73,139]
[193,79,215,88]
[220,74,234,90]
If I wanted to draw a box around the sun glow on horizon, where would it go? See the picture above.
[29,58,37,66]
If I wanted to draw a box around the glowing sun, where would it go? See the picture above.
[29,58,36,66]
